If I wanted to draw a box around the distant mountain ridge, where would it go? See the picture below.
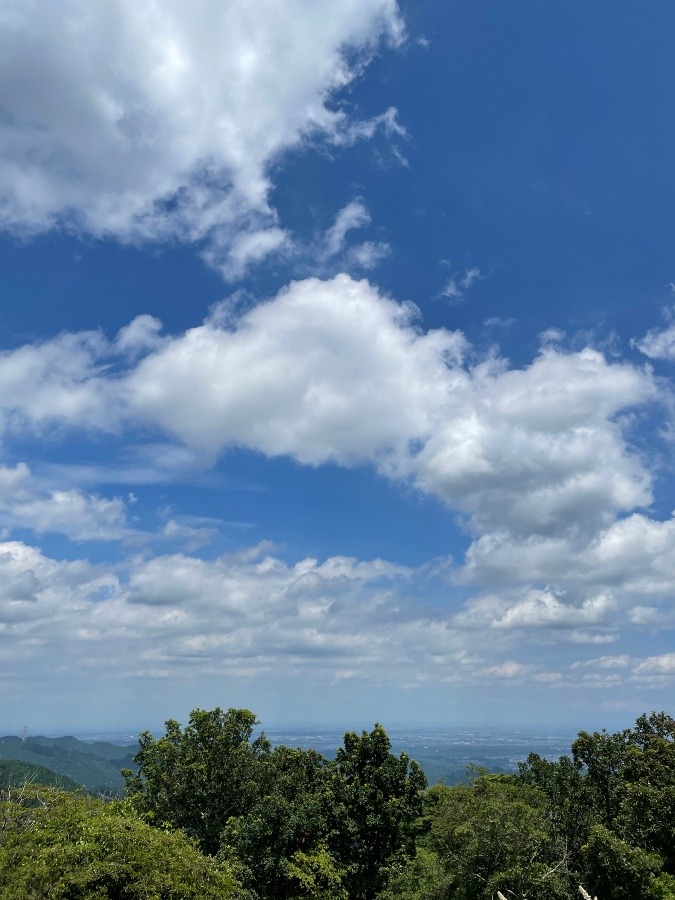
[0,759,81,793]
[0,727,574,792]
[0,735,137,792]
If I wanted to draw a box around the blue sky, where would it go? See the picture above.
[1,0,675,733]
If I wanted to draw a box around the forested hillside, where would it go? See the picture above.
[0,708,673,899]
[0,735,135,793]
[0,759,81,793]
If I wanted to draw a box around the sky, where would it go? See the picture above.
[1,0,675,734]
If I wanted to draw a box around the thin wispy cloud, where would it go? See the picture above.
[440,266,485,303]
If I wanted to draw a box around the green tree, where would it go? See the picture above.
[513,711,675,897]
[620,712,675,871]
[425,774,574,900]
[572,727,629,826]
[378,847,451,900]
[222,746,337,898]
[582,824,670,900]
[285,843,349,899]
[329,724,427,900]
[0,786,248,899]
[124,707,270,855]
[518,752,592,873]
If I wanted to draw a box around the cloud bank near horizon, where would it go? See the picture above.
[0,274,672,715]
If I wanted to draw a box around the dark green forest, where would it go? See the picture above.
[0,735,135,793]
[0,708,674,899]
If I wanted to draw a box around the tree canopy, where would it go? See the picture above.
[2,707,674,900]
[0,786,248,899]
[125,708,427,899]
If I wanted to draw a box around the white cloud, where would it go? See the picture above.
[0,273,668,656]
[4,490,130,542]
[318,201,390,272]
[0,463,31,498]
[324,202,371,257]
[411,347,653,539]
[0,0,403,275]
[634,653,675,674]
[571,654,631,670]
[0,461,131,541]
[461,513,675,610]
[627,605,675,626]
[0,330,115,432]
[454,587,617,636]
[494,590,616,630]
[441,278,463,301]
[440,266,484,302]
[11,276,651,549]
[347,241,391,270]
[115,315,165,357]
[460,267,482,290]
[0,530,670,710]
[0,539,469,691]
[333,106,407,145]
[210,227,291,280]
[159,519,218,552]
[636,319,675,361]
[480,660,526,679]
[0,541,118,632]
[127,275,464,465]
[539,327,565,344]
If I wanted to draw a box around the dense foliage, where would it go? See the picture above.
[124,708,426,899]
[384,711,675,900]
[0,786,248,898]
[1,708,674,899]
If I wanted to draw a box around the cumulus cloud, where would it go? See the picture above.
[0,0,403,275]
[5,277,653,544]
[0,541,117,632]
[115,315,165,357]
[454,588,618,639]
[0,462,132,541]
[0,538,469,691]
[0,329,117,432]
[493,590,616,630]
[0,273,668,661]
[411,348,654,540]
[120,277,656,564]
[126,275,464,464]
[3,490,130,542]
[0,531,671,709]
[634,653,675,673]
[631,652,675,686]
[463,513,675,599]
[571,655,631,670]
[0,463,31,498]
